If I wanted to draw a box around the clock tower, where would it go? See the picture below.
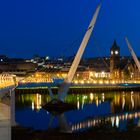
[110,40,120,79]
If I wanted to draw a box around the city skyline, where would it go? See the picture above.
[1,1,140,139]
[0,0,140,58]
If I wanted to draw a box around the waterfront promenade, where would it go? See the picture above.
[0,83,15,140]
[0,101,10,140]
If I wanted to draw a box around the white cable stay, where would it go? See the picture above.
[57,3,102,101]
[125,37,140,72]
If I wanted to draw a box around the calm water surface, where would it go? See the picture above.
[15,91,140,132]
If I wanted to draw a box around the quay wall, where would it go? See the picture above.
[15,85,140,94]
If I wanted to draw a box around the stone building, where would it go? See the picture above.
[110,40,140,81]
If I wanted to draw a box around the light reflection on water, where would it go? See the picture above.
[15,91,140,132]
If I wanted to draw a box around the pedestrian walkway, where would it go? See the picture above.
[0,102,11,140]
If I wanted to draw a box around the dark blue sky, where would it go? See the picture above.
[0,0,140,58]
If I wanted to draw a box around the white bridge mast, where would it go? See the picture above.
[125,37,140,72]
[58,3,101,101]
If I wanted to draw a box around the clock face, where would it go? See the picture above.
[111,51,113,55]
[115,50,118,54]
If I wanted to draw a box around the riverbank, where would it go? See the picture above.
[12,125,140,140]
[16,84,140,94]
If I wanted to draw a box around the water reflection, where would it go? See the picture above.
[131,91,134,109]
[15,91,140,132]
[71,111,140,132]
[122,92,125,110]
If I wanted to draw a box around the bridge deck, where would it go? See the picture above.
[0,85,15,140]
[0,102,11,140]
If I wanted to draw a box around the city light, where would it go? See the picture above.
[21,80,25,83]
[105,80,109,84]
[93,80,97,84]
[112,81,115,84]
[99,80,103,84]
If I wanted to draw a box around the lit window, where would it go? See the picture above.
[111,51,113,55]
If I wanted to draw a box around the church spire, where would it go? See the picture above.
[111,39,119,49]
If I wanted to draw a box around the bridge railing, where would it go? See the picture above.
[0,73,16,89]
